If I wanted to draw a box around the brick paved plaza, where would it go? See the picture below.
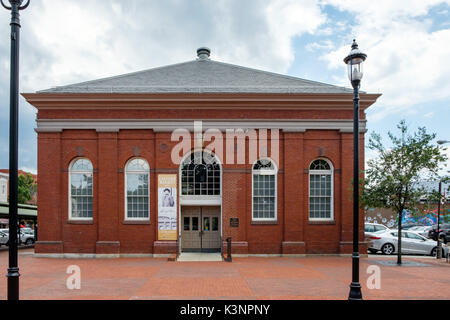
[0,249,449,300]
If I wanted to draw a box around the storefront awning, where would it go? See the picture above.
[0,202,37,220]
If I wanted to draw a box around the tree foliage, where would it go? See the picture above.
[362,120,447,263]
[17,173,36,204]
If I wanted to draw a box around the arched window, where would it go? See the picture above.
[181,151,221,196]
[309,159,333,220]
[69,158,93,219]
[125,158,150,220]
[252,158,277,220]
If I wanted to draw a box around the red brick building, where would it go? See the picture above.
[0,169,38,205]
[24,48,380,256]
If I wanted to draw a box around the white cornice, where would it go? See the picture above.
[35,119,367,133]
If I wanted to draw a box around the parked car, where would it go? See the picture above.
[0,231,8,246]
[428,224,450,243]
[0,228,25,245]
[401,223,422,230]
[365,223,392,254]
[367,230,448,256]
[365,223,390,234]
[20,231,35,245]
[409,226,433,238]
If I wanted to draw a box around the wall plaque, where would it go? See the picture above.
[230,218,239,228]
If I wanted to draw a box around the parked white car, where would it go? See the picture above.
[0,228,35,245]
[0,231,8,246]
[367,230,448,256]
[20,231,35,245]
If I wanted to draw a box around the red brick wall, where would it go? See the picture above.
[35,107,367,255]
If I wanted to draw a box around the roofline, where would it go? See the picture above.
[22,92,382,111]
[36,58,354,94]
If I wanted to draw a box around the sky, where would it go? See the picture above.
[0,0,449,175]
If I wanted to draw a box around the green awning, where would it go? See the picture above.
[0,202,37,219]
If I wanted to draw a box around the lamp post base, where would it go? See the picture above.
[7,267,20,300]
[348,282,362,300]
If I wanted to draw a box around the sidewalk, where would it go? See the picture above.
[0,249,448,300]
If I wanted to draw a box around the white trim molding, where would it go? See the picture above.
[35,119,368,133]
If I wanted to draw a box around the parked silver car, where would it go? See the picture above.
[365,223,392,253]
[409,225,433,238]
[365,223,390,234]
[367,230,448,256]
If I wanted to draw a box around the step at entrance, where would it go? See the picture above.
[177,252,223,262]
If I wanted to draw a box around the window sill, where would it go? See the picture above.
[67,220,94,225]
[308,220,335,225]
[251,220,278,225]
[123,220,151,225]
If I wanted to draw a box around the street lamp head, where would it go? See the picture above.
[1,0,30,11]
[344,39,367,88]
[437,140,450,145]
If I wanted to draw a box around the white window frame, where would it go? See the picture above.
[308,158,334,221]
[180,150,222,197]
[252,158,278,221]
[124,158,150,221]
[68,158,94,221]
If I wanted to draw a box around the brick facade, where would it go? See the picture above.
[24,100,378,255]
[24,52,380,256]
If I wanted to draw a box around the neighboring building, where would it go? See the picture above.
[0,172,8,204]
[0,202,37,230]
[24,48,380,256]
[0,169,37,205]
[0,171,38,229]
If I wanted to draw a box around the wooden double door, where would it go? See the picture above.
[181,206,221,252]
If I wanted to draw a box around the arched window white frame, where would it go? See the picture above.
[252,158,277,221]
[69,158,93,220]
[309,158,334,221]
[181,151,221,196]
[125,158,150,220]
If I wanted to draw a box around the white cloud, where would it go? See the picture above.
[321,0,450,121]
[305,40,335,52]
[8,0,328,94]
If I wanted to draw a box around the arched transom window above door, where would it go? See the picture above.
[181,151,221,196]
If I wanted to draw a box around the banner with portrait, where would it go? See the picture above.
[157,174,177,240]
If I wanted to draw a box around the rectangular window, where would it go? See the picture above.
[212,217,219,231]
[203,217,210,231]
[126,173,149,219]
[70,173,93,218]
[192,217,199,231]
[309,174,332,220]
[183,217,190,231]
[252,174,276,220]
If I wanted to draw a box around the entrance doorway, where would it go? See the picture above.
[181,206,221,252]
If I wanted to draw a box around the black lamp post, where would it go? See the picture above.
[1,0,30,301]
[436,140,449,259]
[344,39,367,301]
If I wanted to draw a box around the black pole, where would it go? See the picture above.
[226,237,232,262]
[2,0,29,301]
[348,80,362,300]
[436,181,442,259]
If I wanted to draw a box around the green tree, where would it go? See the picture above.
[17,173,36,204]
[362,120,447,264]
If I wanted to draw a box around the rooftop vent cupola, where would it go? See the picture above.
[197,47,211,60]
